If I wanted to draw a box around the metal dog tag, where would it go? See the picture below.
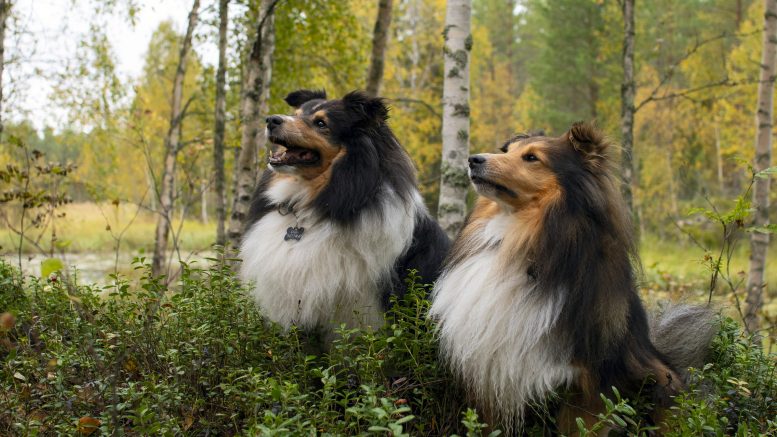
[284,226,305,241]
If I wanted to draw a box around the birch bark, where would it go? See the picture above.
[437,0,471,239]
[151,0,201,277]
[745,0,777,333]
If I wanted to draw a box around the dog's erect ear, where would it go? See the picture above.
[342,91,389,124]
[566,122,608,160]
[284,89,327,108]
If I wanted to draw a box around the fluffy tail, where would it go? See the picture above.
[649,304,718,380]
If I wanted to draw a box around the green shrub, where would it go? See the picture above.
[0,258,774,436]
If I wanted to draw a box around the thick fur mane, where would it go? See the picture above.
[312,122,417,224]
[532,124,642,371]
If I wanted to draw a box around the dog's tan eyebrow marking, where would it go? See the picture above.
[312,110,327,120]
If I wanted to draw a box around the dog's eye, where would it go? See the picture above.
[523,154,539,162]
[315,119,327,128]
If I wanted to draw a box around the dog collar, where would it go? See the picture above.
[278,202,305,241]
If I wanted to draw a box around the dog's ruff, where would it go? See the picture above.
[430,211,576,425]
[241,177,421,331]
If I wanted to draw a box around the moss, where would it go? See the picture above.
[452,103,470,117]
[441,162,470,189]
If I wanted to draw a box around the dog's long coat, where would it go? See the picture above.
[241,90,449,333]
[430,123,716,433]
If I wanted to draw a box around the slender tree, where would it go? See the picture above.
[151,0,201,277]
[0,0,11,137]
[214,0,229,246]
[366,0,393,96]
[227,0,278,250]
[621,0,636,217]
[437,0,471,238]
[745,0,777,333]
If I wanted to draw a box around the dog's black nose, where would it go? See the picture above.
[266,115,284,128]
[468,154,486,169]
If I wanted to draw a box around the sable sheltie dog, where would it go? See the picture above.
[240,90,449,335]
[430,123,716,433]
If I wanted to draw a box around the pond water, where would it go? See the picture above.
[2,250,216,284]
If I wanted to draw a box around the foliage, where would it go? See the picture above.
[664,317,777,436]
[0,260,465,435]
[0,136,76,261]
[0,257,774,435]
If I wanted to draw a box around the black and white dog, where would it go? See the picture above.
[240,90,449,334]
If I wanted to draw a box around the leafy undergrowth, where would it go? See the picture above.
[0,258,775,436]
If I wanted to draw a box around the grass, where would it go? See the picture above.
[0,202,215,256]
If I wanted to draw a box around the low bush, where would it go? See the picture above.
[0,258,774,436]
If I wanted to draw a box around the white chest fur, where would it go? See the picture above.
[429,212,576,426]
[240,178,418,332]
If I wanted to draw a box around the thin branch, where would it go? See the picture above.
[635,30,759,112]
[389,97,442,117]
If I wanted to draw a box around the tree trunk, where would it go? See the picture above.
[437,0,471,239]
[620,0,636,221]
[0,0,10,137]
[227,0,277,250]
[366,0,393,96]
[201,178,208,223]
[714,117,724,194]
[745,0,777,333]
[151,0,200,277]
[214,0,229,246]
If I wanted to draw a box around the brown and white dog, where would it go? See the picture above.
[430,123,716,433]
[240,90,449,336]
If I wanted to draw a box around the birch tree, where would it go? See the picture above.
[227,0,278,250]
[213,0,229,246]
[0,0,10,136]
[366,0,393,97]
[745,0,777,333]
[151,0,201,277]
[620,0,636,219]
[437,0,471,239]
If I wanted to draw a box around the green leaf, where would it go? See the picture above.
[395,414,415,424]
[754,166,777,179]
[747,224,777,234]
[41,258,64,278]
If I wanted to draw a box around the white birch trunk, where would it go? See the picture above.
[0,0,10,136]
[745,0,777,333]
[151,0,200,277]
[437,0,471,239]
[620,0,636,220]
[227,0,277,250]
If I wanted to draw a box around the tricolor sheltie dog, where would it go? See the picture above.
[430,123,716,433]
[240,90,449,336]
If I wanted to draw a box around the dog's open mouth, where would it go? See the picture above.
[268,139,320,167]
[470,175,517,197]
